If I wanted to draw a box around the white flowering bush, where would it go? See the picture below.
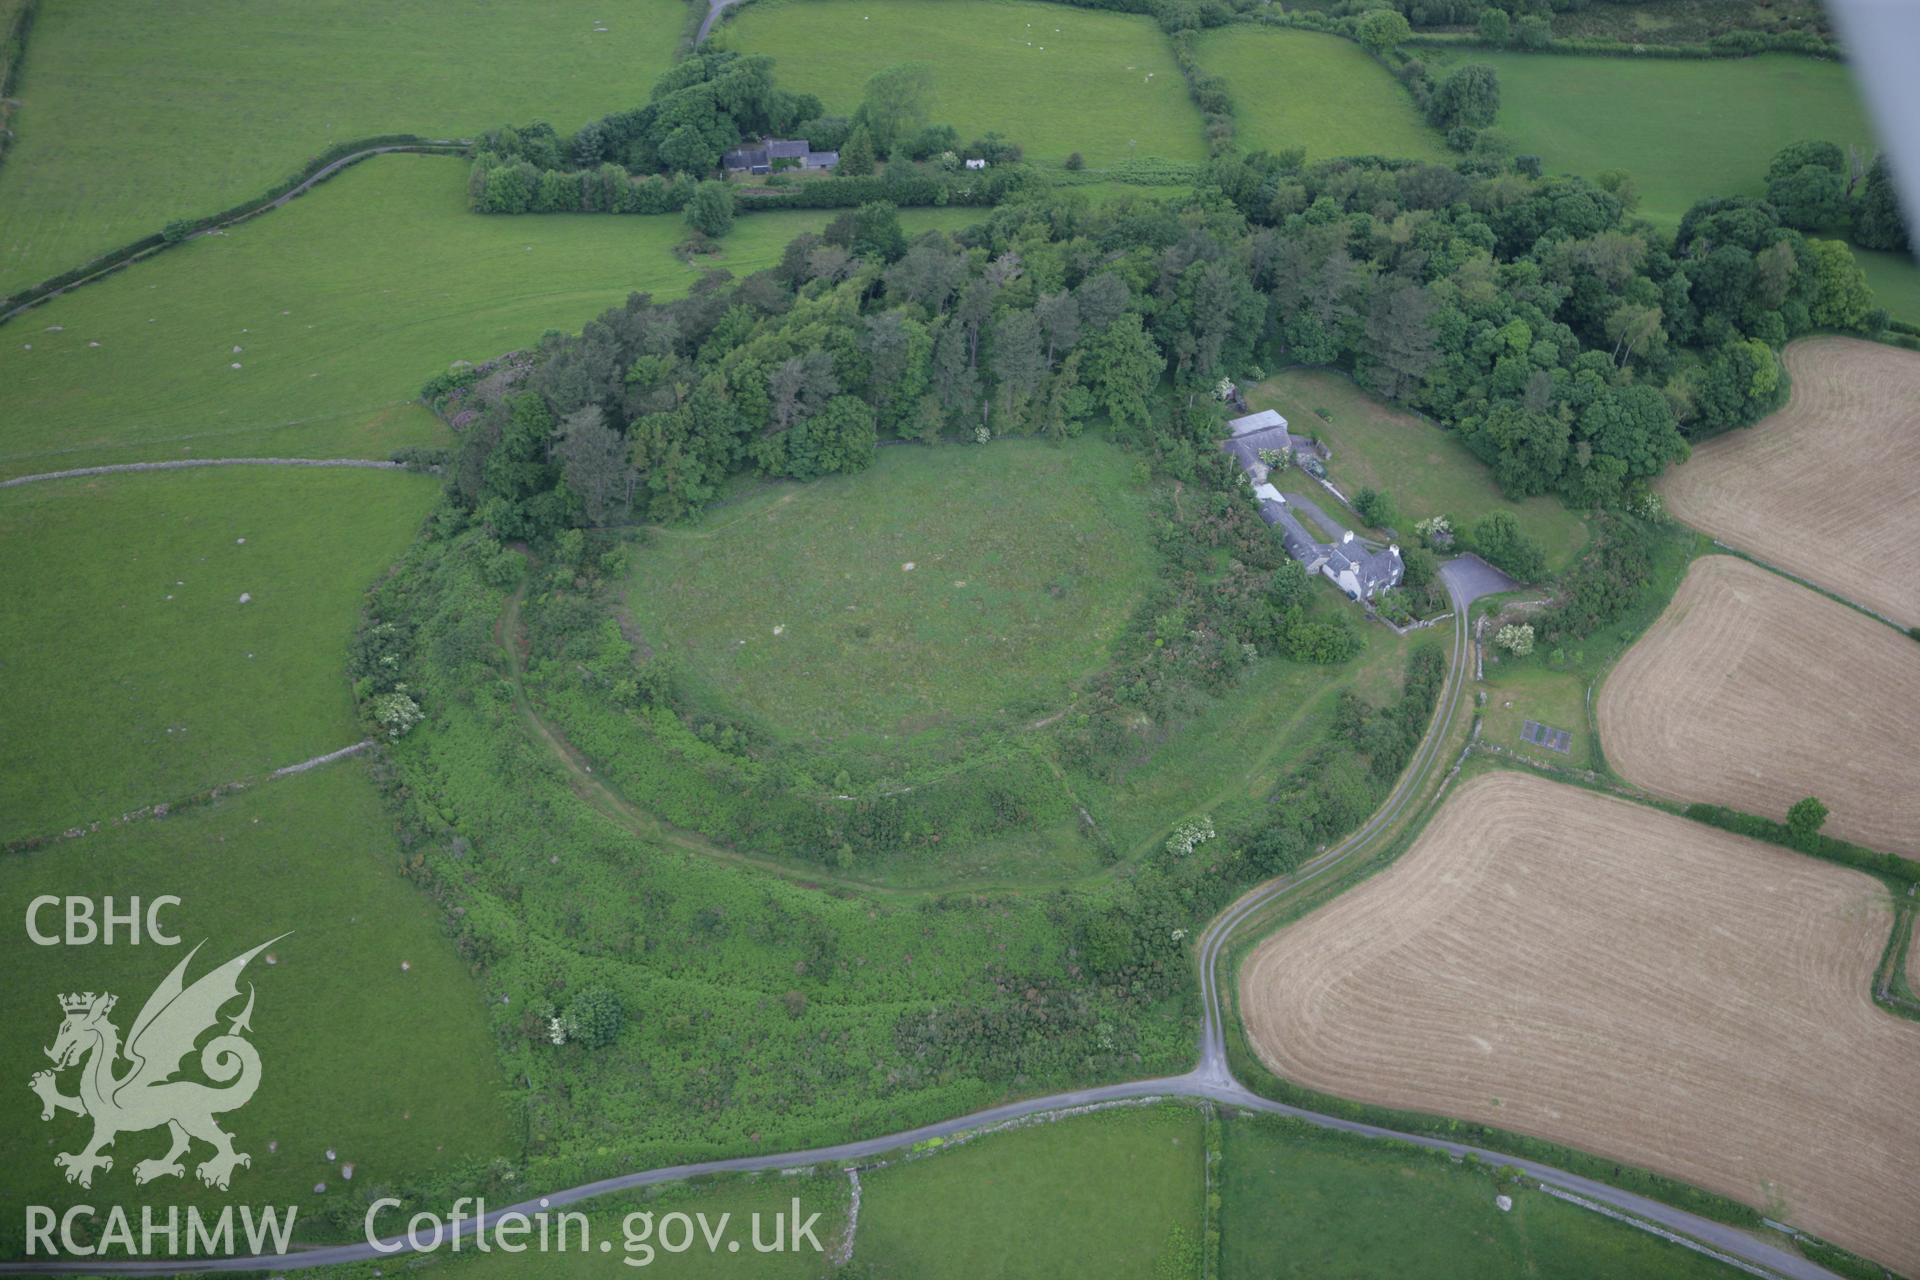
[1165,815,1215,857]
[974,425,992,444]
[1630,488,1665,521]
[1212,376,1235,402]
[1415,514,1452,547]
[1495,623,1535,656]
[1257,445,1292,472]
[372,686,424,738]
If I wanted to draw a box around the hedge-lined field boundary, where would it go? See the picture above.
[0,135,469,324]
[0,0,39,176]
[1402,28,1840,61]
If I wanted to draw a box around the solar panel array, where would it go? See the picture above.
[1520,719,1573,754]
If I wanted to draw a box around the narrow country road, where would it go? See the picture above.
[0,562,1844,1280]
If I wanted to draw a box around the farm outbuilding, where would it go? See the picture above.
[722,137,840,174]
[1218,410,1402,602]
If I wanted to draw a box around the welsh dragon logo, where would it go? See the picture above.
[29,936,285,1190]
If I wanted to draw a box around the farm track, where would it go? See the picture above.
[697,0,744,42]
[4,741,372,854]
[8,559,1850,1280]
[0,457,403,489]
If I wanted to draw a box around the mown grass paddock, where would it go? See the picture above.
[1478,658,1595,771]
[625,438,1158,754]
[1241,770,1920,1275]
[1248,368,1590,571]
[0,154,978,478]
[715,0,1208,168]
[312,1105,1200,1278]
[1195,27,1446,163]
[0,762,513,1254]
[1221,1111,1745,1278]
[0,0,689,293]
[0,465,438,843]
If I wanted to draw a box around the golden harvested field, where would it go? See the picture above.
[1659,336,1920,628]
[1240,772,1920,1273]
[1597,555,1920,859]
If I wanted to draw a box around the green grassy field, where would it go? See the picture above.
[1222,1112,1741,1277]
[1418,50,1878,226]
[1415,47,1920,319]
[0,153,978,478]
[853,1104,1204,1278]
[1194,27,1447,162]
[1480,656,1596,771]
[0,466,437,842]
[0,0,690,293]
[1249,368,1591,570]
[0,761,513,1253]
[1855,247,1920,326]
[716,0,1208,168]
[602,433,1410,887]
[625,439,1158,750]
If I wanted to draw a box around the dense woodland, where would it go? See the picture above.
[433,145,1882,546]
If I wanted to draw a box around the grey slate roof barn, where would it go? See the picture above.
[722,137,839,175]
